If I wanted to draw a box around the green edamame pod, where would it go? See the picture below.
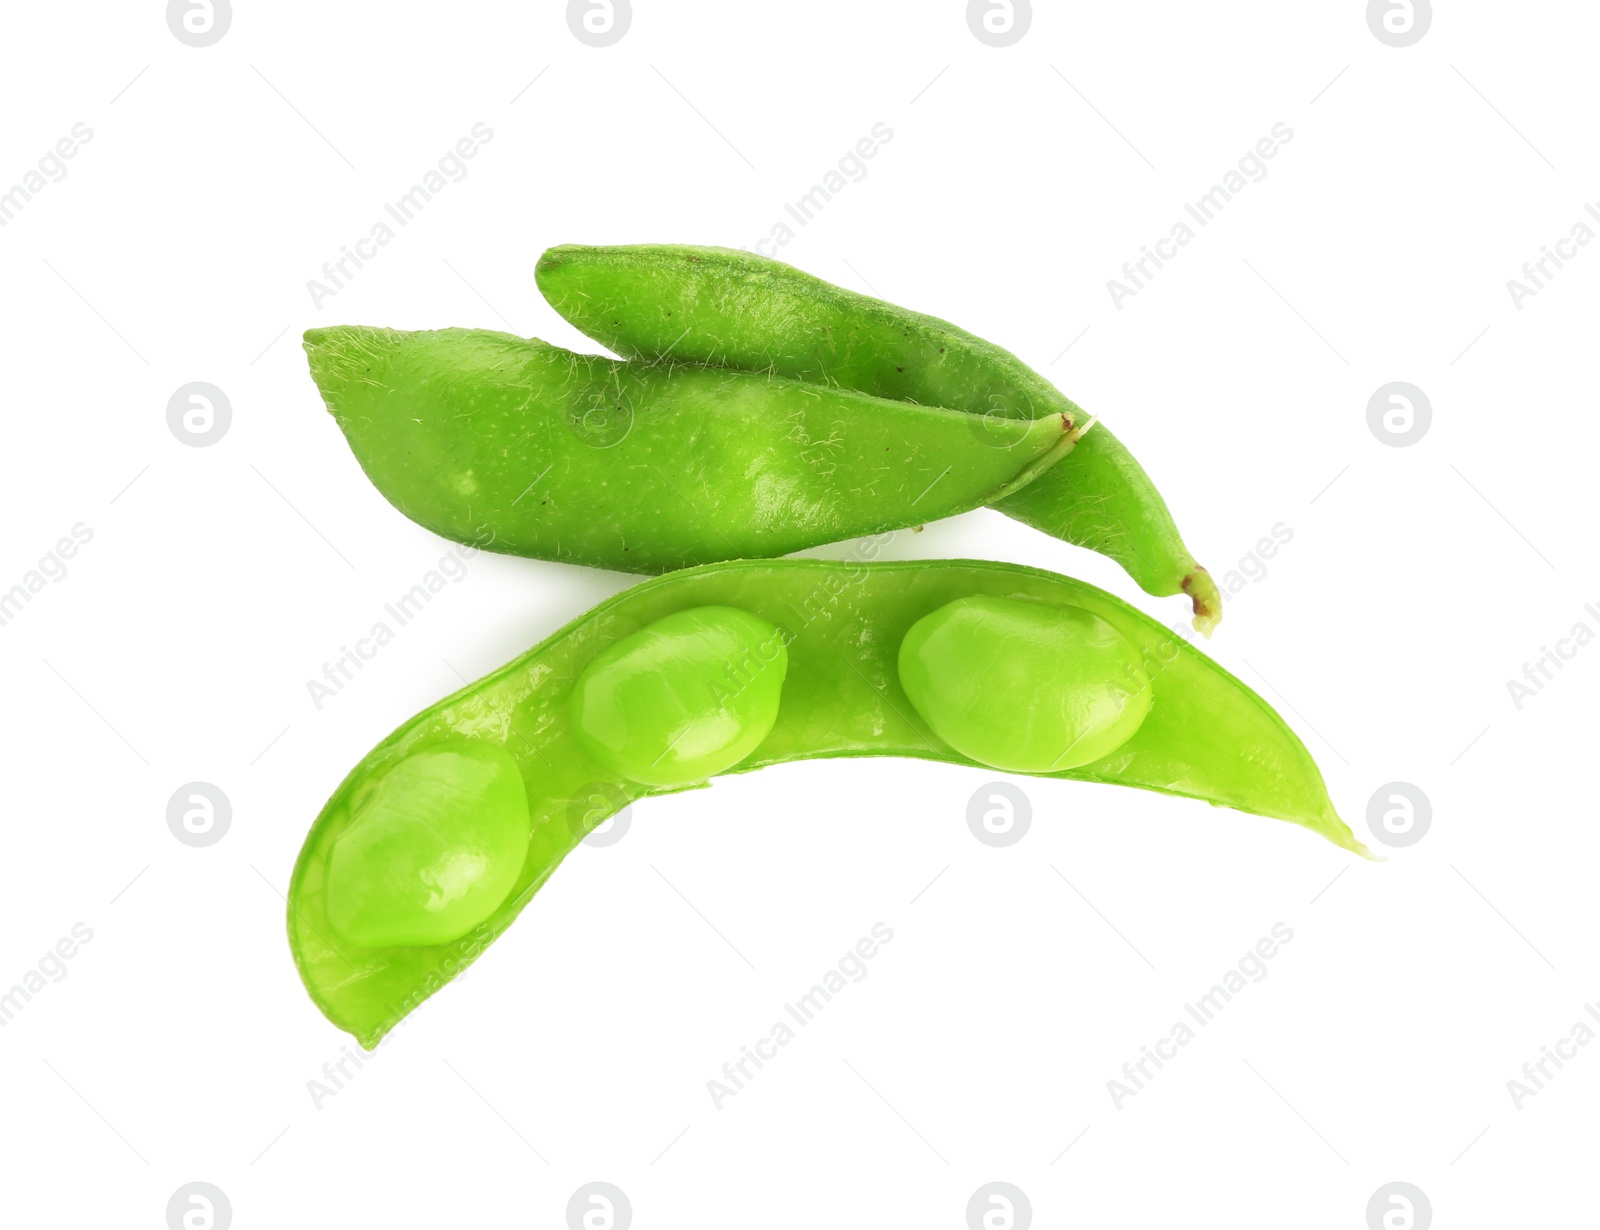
[535,243,1221,631]
[288,558,1363,1047]
[303,326,1075,573]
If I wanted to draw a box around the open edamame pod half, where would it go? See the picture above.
[303,327,1075,573]
[536,243,1222,633]
[288,559,1365,1047]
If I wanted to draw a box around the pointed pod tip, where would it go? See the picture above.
[1320,812,1380,861]
[536,243,599,286]
[302,326,400,418]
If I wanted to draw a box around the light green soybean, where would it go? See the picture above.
[897,596,1153,773]
[288,559,1365,1048]
[571,605,789,787]
[323,742,531,948]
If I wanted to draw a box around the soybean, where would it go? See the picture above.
[288,558,1363,1048]
[898,595,1153,772]
[303,326,1075,573]
[571,605,788,786]
[536,243,1221,630]
[324,742,530,949]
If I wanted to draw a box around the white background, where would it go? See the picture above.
[1,2,1595,1227]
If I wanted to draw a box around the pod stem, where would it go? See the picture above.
[1184,566,1223,638]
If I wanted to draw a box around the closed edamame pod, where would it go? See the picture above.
[535,243,1222,631]
[303,326,1076,572]
[288,558,1365,1047]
